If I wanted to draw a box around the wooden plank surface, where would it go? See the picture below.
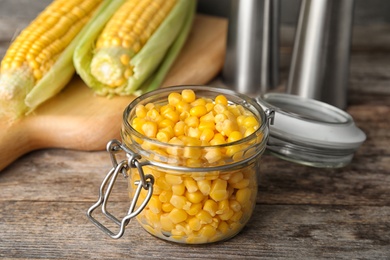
[1,1,390,259]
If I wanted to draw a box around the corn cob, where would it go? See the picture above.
[73,0,196,97]
[0,0,106,119]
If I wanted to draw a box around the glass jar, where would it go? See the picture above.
[87,86,273,244]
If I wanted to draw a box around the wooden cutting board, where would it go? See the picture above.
[0,14,228,171]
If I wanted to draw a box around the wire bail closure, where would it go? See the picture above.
[86,139,154,239]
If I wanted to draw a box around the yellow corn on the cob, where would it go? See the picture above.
[74,0,196,97]
[0,0,104,119]
[90,0,177,88]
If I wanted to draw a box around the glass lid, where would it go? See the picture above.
[256,93,366,168]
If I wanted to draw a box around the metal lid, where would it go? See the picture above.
[256,93,366,168]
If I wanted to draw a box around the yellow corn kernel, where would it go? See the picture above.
[186,203,203,216]
[135,105,148,118]
[215,94,228,106]
[204,148,223,164]
[203,199,218,217]
[144,209,160,226]
[186,127,201,139]
[200,111,215,122]
[183,146,202,159]
[158,118,175,129]
[199,129,214,143]
[219,209,234,221]
[181,89,196,103]
[227,172,244,184]
[162,202,174,212]
[229,199,242,212]
[230,210,243,222]
[190,105,208,117]
[158,190,172,203]
[210,179,228,202]
[196,210,213,224]
[217,199,230,215]
[160,213,175,231]
[191,98,207,107]
[235,188,252,205]
[205,102,214,112]
[186,235,208,244]
[230,178,250,189]
[171,184,185,196]
[188,217,202,231]
[218,221,230,234]
[184,178,198,193]
[185,190,204,204]
[197,179,211,196]
[173,121,187,137]
[170,194,188,209]
[186,158,203,167]
[168,92,182,106]
[148,195,162,214]
[169,208,188,224]
[171,228,186,237]
[165,174,182,185]
[227,131,243,143]
[162,108,180,123]
[156,177,170,191]
[184,116,199,128]
[243,116,259,128]
[175,100,191,113]
[199,224,217,239]
[141,121,158,137]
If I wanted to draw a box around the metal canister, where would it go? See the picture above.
[222,0,280,96]
[286,0,355,109]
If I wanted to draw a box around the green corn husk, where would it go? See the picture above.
[73,0,196,97]
[0,0,117,119]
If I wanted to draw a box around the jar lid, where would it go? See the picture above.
[256,93,366,168]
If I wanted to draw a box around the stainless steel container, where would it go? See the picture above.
[286,0,355,109]
[222,0,280,96]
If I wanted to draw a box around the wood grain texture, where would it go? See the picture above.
[1,1,390,259]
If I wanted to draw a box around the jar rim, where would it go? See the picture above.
[122,85,268,149]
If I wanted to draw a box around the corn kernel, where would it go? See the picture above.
[217,199,230,215]
[219,209,234,221]
[184,116,199,128]
[169,208,188,224]
[235,188,252,205]
[158,190,172,203]
[215,94,228,106]
[243,116,259,128]
[135,105,147,118]
[229,199,242,212]
[190,105,208,117]
[188,217,202,231]
[142,121,158,138]
[162,203,174,213]
[165,174,182,185]
[176,100,191,113]
[227,131,243,143]
[186,203,203,216]
[197,179,211,195]
[196,210,213,224]
[200,224,217,239]
[203,199,218,217]
[218,221,230,234]
[170,195,188,209]
[148,195,162,214]
[210,179,228,202]
[185,190,204,204]
[184,178,198,193]
[228,172,244,184]
[181,89,196,103]
[231,178,250,189]
[171,184,185,196]
[168,92,182,106]
[200,111,215,122]
[160,213,174,231]
[230,211,243,222]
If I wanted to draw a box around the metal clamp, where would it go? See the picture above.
[86,139,154,239]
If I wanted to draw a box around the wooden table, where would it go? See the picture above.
[1,1,389,259]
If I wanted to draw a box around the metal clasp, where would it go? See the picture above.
[265,109,275,126]
[86,139,154,239]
